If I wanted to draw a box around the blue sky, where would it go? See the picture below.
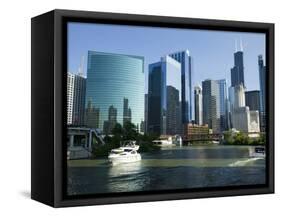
[67,22,265,92]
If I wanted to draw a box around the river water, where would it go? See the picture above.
[67,145,266,196]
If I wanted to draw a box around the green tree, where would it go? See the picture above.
[93,122,162,157]
[123,122,138,140]
[111,123,123,137]
[250,133,266,146]
[223,131,234,145]
[233,132,249,145]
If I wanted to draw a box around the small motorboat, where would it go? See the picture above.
[108,141,141,165]
[249,146,265,158]
[152,136,175,147]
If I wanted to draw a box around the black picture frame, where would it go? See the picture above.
[31,9,274,207]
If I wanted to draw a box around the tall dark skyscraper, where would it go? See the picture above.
[258,55,266,131]
[202,79,220,133]
[228,42,251,132]
[231,44,245,87]
[166,86,181,135]
[245,90,260,112]
[147,63,162,134]
[147,56,182,135]
[194,85,203,125]
[217,79,228,131]
[144,93,148,133]
[169,50,192,123]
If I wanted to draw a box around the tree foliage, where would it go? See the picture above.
[92,122,160,157]
[223,130,265,146]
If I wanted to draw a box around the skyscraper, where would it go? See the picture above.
[236,85,246,108]
[147,55,182,135]
[228,84,245,129]
[228,41,261,133]
[202,79,220,133]
[229,41,246,115]
[258,55,266,131]
[228,87,235,128]
[169,50,192,123]
[217,79,228,131]
[147,62,162,134]
[85,51,144,132]
[166,86,181,135]
[194,85,203,125]
[232,107,260,133]
[144,93,148,133]
[231,43,245,87]
[245,90,260,111]
[72,74,86,125]
[67,72,86,126]
[229,85,260,133]
[67,73,75,125]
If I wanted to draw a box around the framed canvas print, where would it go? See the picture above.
[31,9,274,207]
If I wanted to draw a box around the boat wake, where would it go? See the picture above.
[228,158,263,167]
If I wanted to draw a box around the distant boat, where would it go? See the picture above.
[153,136,175,147]
[108,141,141,165]
[249,146,265,158]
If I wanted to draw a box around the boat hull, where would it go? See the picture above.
[249,147,265,158]
[108,154,141,165]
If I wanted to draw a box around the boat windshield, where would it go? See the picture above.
[255,147,265,153]
[111,150,122,154]
[122,141,136,147]
[124,149,133,152]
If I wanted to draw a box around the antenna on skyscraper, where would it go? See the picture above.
[239,37,243,52]
[235,39,238,52]
[78,55,85,76]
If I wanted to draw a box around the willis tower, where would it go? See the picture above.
[231,39,245,87]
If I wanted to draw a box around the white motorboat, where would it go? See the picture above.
[249,146,265,158]
[152,136,175,147]
[108,141,141,165]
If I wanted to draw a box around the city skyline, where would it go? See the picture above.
[67,22,266,135]
[66,50,265,134]
[67,22,265,92]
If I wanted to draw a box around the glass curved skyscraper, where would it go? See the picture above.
[85,51,144,133]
